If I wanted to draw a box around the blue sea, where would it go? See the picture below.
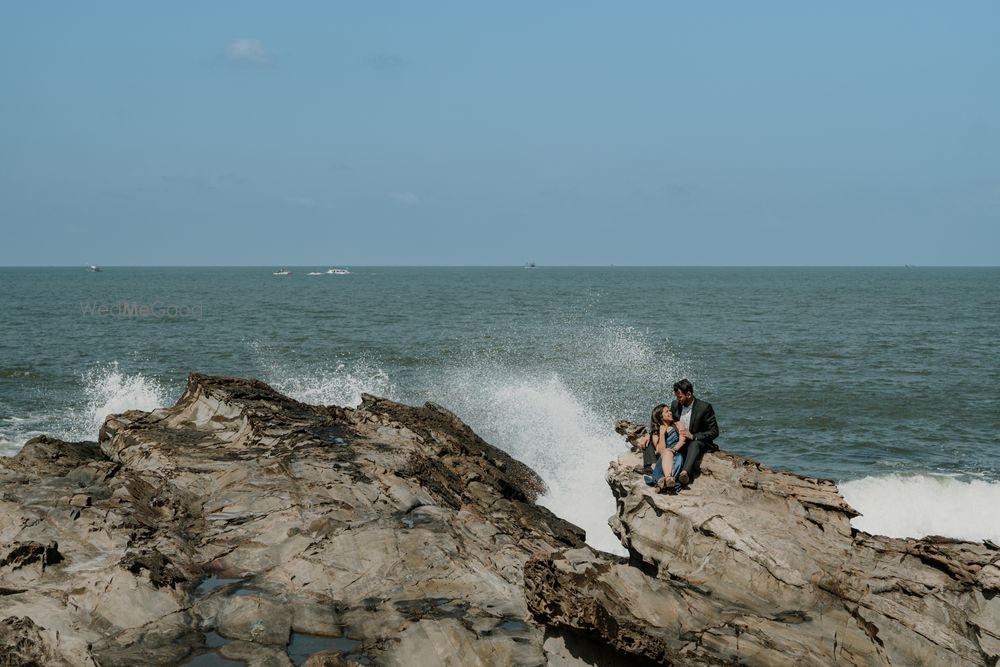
[1,266,998,554]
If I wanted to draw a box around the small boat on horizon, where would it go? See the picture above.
[325,268,350,275]
[524,261,536,269]
[272,269,292,276]
[87,265,102,272]
[307,271,324,276]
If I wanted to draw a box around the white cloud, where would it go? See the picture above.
[387,191,418,205]
[365,54,405,71]
[225,38,271,65]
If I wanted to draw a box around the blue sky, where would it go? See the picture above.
[2,2,997,266]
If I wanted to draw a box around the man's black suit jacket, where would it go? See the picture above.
[671,397,719,449]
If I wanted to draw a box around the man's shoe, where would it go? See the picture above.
[678,470,690,485]
[633,465,653,475]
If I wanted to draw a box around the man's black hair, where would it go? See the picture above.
[673,378,694,395]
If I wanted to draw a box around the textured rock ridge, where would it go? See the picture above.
[1,374,585,666]
[524,420,1000,666]
[5,378,999,666]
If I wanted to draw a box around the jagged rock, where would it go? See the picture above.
[0,374,584,666]
[302,652,357,667]
[6,377,998,666]
[216,595,293,646]
[525,420,1000,666]
[0,616,71,667]
[0,541,62,570]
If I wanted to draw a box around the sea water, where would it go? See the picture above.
[1,266,998,554]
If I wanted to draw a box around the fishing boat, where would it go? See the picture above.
[88,265,102,272]
[325,268,350,275]
[272,269,292,276]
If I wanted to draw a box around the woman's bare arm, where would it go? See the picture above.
[674,425,690,451]
[656,423,670,455]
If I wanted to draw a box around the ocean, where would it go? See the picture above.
[1,266,998,555]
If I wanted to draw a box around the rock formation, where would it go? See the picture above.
[2,376,998,666]
[524,420,1000,666]
[0,374,584,666]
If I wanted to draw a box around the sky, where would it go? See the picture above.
[1,2,998,266]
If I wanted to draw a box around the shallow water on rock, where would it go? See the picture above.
[287,633,365,666]
[194,576,243,596]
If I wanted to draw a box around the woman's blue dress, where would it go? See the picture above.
[646,428,683,491]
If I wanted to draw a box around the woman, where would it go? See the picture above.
[637,404,689,493]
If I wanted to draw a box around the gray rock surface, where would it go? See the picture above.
[0,374,583,666]
[525,421,1000,666]
[4,378,999,666]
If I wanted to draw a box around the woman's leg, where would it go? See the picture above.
[655,450,676,492]
[671,454,684,492]
[661,451,675,483]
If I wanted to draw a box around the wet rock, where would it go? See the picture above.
[524,420,1000,666]
[302,652,356,667]
[216,595,293,646]
[1,374,582,666]
[8,376,995,666]
[219,639,294,667]
[0,541,62,570]
[0,616,70,667]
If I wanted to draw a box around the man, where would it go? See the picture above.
[670,378,719,485]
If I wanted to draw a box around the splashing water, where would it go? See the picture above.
[74,363,173,439]
[267,361,396,407]
[841,474,1000,544]
[429,367,628,555]
[248,341,396,407]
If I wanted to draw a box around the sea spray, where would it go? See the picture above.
[841,474,1000,543]
[248,340,396,407]
[76,363,173,439]
[0,414,48,455]
[266,361,396,407]
[426,367,629,555]
[1,364,175,451]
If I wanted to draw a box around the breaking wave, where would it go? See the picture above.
[840,474,1000,544]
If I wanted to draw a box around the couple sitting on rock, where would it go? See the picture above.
[637,379,719,494]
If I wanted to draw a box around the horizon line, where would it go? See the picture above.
[0,264,997,269]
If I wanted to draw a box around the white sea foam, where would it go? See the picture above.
[411,322,693,556]
[73,363,172,439]
[428,367,629,556]
[266,361,396,407]
[840,474,1000,544]
[0,364,173,453]
[248,340,396,407]
[0,414,48,455]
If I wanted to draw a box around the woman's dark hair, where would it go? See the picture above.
[649,403,668,436]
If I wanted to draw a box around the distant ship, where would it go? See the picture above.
[87,265,102,272]
[325,268,350,275]
[524,261,537,269]
[272,269,292,276]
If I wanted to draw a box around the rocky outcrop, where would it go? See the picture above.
[524,421,1000,666]
[4,378,999,666]
[0,374,584,666]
